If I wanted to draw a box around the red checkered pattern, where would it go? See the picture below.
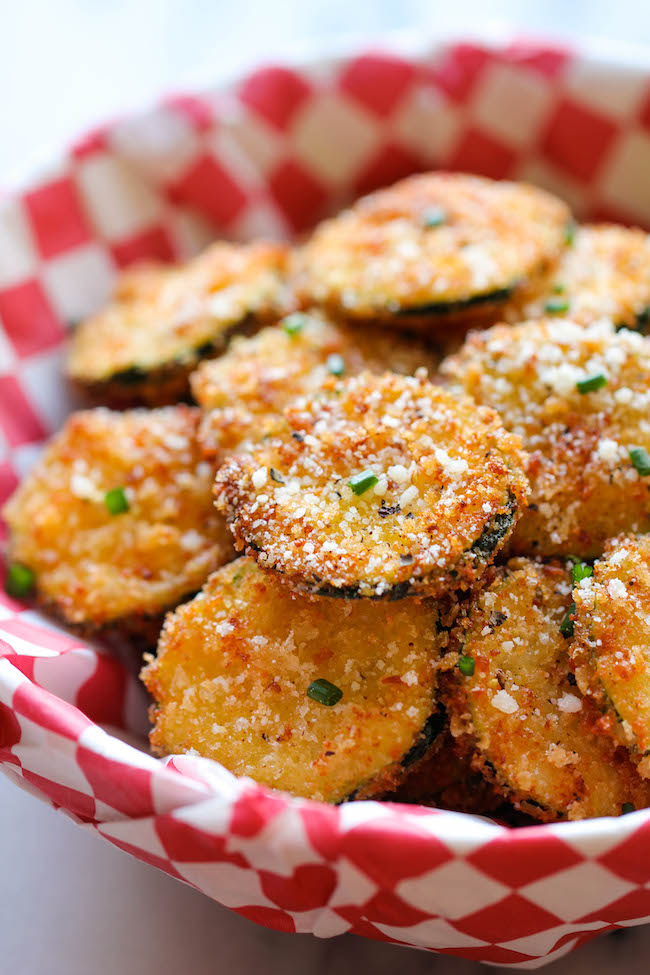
[2,33,650,966]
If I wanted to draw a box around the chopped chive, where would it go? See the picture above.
[282,313,307,336]
[458,654,475,677]
[576,373,607,394]
[544,297,570,315]
[572,562,593,586]
[565,222,576,246]
[105,487,129,515]
[307,678,343,707]
[269,467,285,484]
[630,447,650,476]
[622,802,635,815]
[560,603,576,638]
[5,562,35,599]
[348,469,378,496]
[552,282,566,294]
[422,206,446,229]
[326,353,345,376]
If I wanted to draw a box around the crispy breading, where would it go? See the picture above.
[3,406,234,627]
[142,557,445,803]
[442,558,650,820]
[214,371,529,599]
[442,318,650,558]
[66,241,290,406]
[503,224,650,329]
[571,534,650,771]
[191,310,441,458]
[295,172,570,328]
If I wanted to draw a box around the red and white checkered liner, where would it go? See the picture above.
[2,33,650,967]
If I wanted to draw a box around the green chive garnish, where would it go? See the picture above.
[630,447,650,477]
[307,678,343,707]
[622,802,635,815]
[105,487,129,515]
[572,562,593,586]
[422,206,446,229]
[458,654,475,677]
[565,222,576,246]
[544,297,570,315]
[576,373,607,394]
[560,603,576,638]
[349,470,378,496]
[326,353,345,377]
[552,283,566,294]
[282,313,307,336]
[5,562,35,599]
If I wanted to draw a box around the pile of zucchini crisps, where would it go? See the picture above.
[6,172,650,822]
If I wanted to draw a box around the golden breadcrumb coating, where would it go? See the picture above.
[214,371,529,599]
[295,172,570,328]
[191,310,441,458]
[66,241,290,406]
[504,224,650,329]
[442,318,650,558]
[571,534,650,771]
[3,406,234,627]
[142,557,445,803]
[443,559,650,820]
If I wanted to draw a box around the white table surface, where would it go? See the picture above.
[3,2,650,972]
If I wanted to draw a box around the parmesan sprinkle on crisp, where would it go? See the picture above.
[557,693,582,713]
[252,467,268,489]
[491,689,519,713]
[607,578,628,600]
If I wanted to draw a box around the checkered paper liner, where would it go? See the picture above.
[2,32,650,968]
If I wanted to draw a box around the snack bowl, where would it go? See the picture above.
[2,31,650,967]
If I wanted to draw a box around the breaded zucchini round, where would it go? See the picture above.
[443,559,650,820]
[442,318,650,558]
[66,241,290,407]
[214,371,529,599]
[295,173,570,329]
[503,224,650,329]
[191,310,441,459]
[141,557,445,803]
[571,534,650,771]
[3,406,234,628]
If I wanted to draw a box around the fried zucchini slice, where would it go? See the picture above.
[214,371,529,599]
[504,224,650,329]
[571,534,650,771]
[295,173,570,329]
[443,559,650,820]
[66,241,290,407]
[442,318,650,558]
[191,310,441,458]
[3,406,234,628]
[141,557,445,803]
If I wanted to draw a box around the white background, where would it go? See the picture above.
[3,2,650,972]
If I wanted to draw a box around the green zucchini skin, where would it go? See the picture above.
[471,493,518,561]
[395,286,516,318]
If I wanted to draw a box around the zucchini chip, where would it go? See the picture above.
[571,534,650,772]
[443,559,650,821]
[3,406,234,629]
[66,241,290,407]
[443,318,650,558]
[295,172,570,329]
[214,371,529,599]
[504,224,650,330]
[142,558,445,803]
[191,310,440,459]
